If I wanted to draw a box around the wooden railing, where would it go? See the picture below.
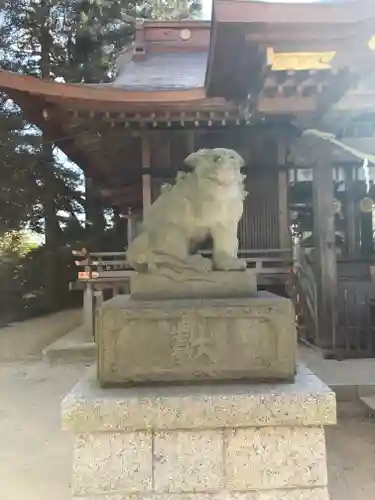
[72,251,133,283]
[236,248,292,278]
[289,245,318,343]
[294,247,318,329]
[72,247,292,337]
[72,248,292,283]
[291,249,375,357]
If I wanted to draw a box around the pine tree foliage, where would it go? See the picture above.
[0,0,202,316]
[0,0,203,234]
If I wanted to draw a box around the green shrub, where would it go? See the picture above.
[0,232,80,323]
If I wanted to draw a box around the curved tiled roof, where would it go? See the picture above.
[110,52,208,91]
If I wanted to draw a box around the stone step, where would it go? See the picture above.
[359,395,375,412]
[43,326,96,363]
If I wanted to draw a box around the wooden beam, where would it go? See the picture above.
[58,96,238,114]
[278,169,290,249]
[258,95,315,115]
[245,26,374,45]
[344,165,358,255]
[312,139,337,349]
[142,20,211,29]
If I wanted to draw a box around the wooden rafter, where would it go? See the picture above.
[9,89,108,185]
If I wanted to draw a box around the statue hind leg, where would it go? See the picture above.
[132,225,213,273]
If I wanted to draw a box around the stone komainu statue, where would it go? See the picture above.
[126,148,247,273]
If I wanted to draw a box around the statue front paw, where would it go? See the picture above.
[213,256,247,271]
[186,254,213,272]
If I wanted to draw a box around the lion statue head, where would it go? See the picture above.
[184,148,245,187]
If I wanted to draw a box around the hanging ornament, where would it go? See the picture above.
[333,198,341,214]
[358,197,374,213]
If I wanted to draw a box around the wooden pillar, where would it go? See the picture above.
[155,133,172,199]
[278,169,290,249]
[187,131,195,153]
[141,135,152,211]
[345,165,358,255]
[277,135,290,249]
[360,212,373,256]
[312,142,337,349]
[83,283,95,339]
[93,290,103,342]
[165,134,171,176]
[126,208,133,246]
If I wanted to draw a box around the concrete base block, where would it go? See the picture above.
[62,364,336,499]
[97,292,296,386]
[130,269,257,300]
[43,326,96,363]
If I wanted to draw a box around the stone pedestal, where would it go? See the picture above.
[62,364,335,500]
[130,269,257,300]
[97,291,296,386]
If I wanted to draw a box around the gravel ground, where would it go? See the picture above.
[1,359,375,500]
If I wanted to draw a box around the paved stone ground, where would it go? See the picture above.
[328,402,375,499]
[1,358,375,500]
[300,343,375,387]
[0,308,82,361]
[0,360,89,500]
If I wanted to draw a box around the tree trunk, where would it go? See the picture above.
[42,142,61,312]
[40,5,61,312]
[85,176,106,250]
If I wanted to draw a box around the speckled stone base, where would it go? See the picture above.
[62,364,336,499]
[97,292,296,386]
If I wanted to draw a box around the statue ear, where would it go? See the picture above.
[228,150,245,169]
[184,149,211,169]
